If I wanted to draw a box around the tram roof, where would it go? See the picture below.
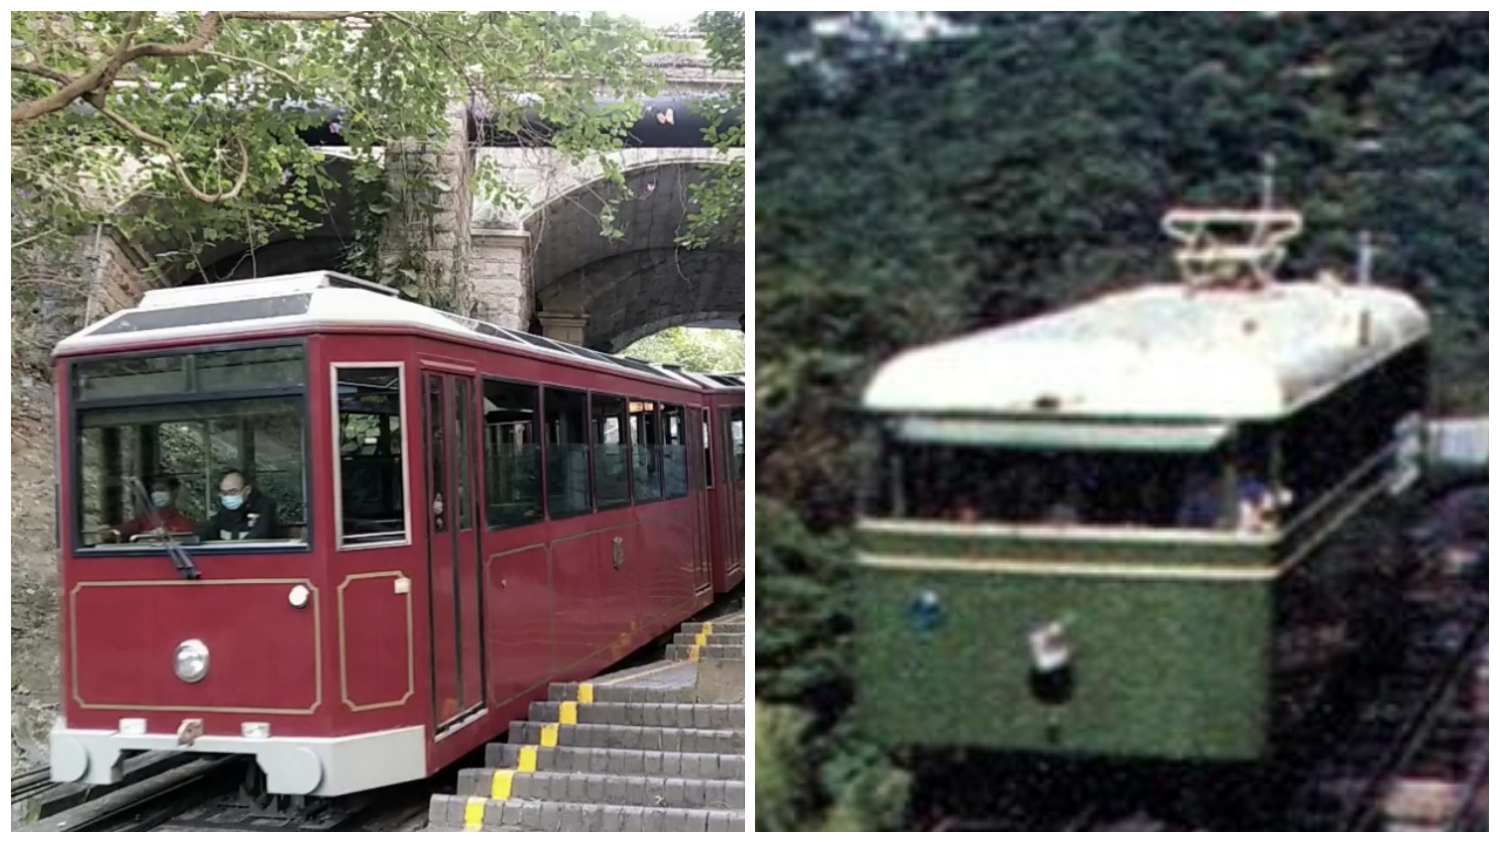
[863,280,1428,422]
[53,271,718,389]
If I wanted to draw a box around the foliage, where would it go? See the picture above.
[11,11,662,326]
[617,326,744,373]
[756,10,1488,830]
[681,12,745,248]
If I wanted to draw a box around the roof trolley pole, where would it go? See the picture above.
[1161,155,1304,291]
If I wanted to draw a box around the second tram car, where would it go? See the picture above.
[851,209,1430,762]
[47,271,745,798]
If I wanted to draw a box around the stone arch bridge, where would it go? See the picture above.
[89,44,742,353]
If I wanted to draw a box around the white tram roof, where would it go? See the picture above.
[53,271,712,388]
[864,280,1428,424]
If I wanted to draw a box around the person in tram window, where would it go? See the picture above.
[1234,467,1292,533]
[197,470,278,541]
[103,477,196,542]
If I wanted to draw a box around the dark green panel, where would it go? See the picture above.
[852,565,1272,761]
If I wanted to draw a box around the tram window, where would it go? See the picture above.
[702,411,714,489]
[662,404,688,499]
[592,394,631,510]
[454,379,475,531]
[75,396,308,547]
[877,443,1209,529]
[75,345,304,403]
[427,377,447,534]
[483,379,543,529]
[545,388,592,519]
[728,406,745,482]
[335,367,407,547]
[629,399,663,504]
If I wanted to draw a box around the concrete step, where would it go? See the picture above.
[501,721,745,755]
[665,643,744,661]
[457,767,746,810]
[486,743,745,779]
[671,631,745,647]
[547,681,696,704]
[426,612,746,832]
[527,700,744,731]
[429,794,744,832]
[681,620,743,635]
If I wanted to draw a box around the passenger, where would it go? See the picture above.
[104,477,196,542]
[1235,470,1292,533]
[196,470,278,541]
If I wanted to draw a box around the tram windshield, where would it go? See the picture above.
[70,345,309,548]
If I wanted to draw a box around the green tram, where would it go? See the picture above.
[851,209,1431,762]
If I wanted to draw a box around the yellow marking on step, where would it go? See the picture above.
[518,745,538,771]
[540,723,559,748]
[559,701,578,725]
[491,770,514,801]
[578,683,594,704]
[463,796,486,830]
[688,644,701,662]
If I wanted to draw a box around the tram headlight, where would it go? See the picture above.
[174,639,210,684]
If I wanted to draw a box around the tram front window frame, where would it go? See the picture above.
[68,342,312,554]
[862,417,1274,534]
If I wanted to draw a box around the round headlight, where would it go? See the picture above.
[174,639,210,683]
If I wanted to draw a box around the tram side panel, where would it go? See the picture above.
[852,536,1274,761]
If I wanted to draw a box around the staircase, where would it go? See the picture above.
[427,613,746,832]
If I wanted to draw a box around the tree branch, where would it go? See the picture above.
[84,92,251,203]
[12,62,74,86]
[12,11,373,126]
[201,49,299,85]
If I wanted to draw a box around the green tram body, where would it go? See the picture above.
[851,242,1431,763]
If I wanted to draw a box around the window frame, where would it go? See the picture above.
[590,391,634,512]
[662,403,689,501]
[331,361,412,551]
[481,376,545,531]
[542,385,595,521]
[68,339,314,556]
[629,397,665,505]
[703,408,714,489]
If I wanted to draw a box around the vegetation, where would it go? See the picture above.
[682,12,745,249]
[755,11,1487,830]
[618,326,744,373]
[10,11,667,372]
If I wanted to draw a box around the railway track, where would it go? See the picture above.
[912,486,1489,833]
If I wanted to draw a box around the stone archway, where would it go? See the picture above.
[524,160,743,351]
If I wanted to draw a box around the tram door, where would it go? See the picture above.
[423,371,486,734]
[687,408,712,593]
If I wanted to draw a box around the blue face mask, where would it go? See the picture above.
[221,495,244,511]
[151,491,172,508]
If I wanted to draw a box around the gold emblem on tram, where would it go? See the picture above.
[612,537,625,570]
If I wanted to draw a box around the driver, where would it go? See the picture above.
[196,470,278,541]
[104,477,196,542]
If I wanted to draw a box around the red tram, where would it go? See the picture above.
[47,271,747,798]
